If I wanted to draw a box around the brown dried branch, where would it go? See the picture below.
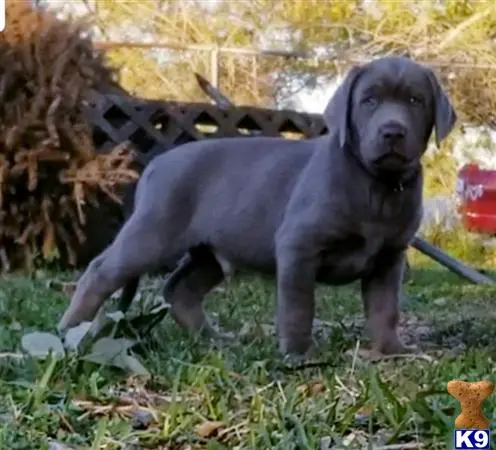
[0,1,138,270]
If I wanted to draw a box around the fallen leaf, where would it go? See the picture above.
[311,382,326,395]
[342,431,364,446]
[64,321,92,350]
[84,337,135,361]
[297,380,326,396]
[106,311,126,322]
[120,354,150,376]
[82,337,149,375]
[131,410,155,429]
[127,303,169,335]
[9,320,22,331]
[319,436,333,450]
[355,404,374,426]
[195,420,225,438]
[21,332,65,358]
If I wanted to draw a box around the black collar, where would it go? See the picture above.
[346,145,421,193]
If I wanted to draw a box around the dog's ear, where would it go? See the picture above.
[426,68,457,147]
[323,65,363,149]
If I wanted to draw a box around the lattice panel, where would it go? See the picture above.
[83,90,328,166]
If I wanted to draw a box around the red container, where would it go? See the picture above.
[457,163,496,235]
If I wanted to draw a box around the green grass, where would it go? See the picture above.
[1,265,496,449]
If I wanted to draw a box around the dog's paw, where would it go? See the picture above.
[280,345,318,367]
[360,342,432,362]
[373,333,417,356]
[282,353,311,368]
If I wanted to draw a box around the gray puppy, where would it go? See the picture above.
[58,56,456,358]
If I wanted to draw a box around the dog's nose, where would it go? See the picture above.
[380,122,407,145]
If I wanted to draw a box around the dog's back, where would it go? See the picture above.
[134,136,318,270]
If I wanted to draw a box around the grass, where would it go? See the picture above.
[0,263,496,449]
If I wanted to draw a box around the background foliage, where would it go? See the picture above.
[90,1,496,123]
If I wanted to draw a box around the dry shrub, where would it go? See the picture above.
[0,1,138,271]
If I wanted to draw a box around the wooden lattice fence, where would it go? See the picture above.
[84,89,328,167]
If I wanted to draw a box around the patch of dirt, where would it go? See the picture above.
[313,306,496,355]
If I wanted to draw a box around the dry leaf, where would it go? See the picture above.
[195,420,225,438]
[355,404,374,426]
[311,382,326,395]
[297,380,326,396]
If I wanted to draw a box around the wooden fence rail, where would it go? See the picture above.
[83,89,328,167]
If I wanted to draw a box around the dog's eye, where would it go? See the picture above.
[409,95,422,105]
[362,96,378,107]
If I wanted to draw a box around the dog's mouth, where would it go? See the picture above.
[372,152,411,171]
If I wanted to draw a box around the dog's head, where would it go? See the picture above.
[323,56,456,178]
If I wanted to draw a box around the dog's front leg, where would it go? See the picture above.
[361,251,410,354]
[275,242,317,358]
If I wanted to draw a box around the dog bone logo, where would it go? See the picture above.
[447,380,494,430]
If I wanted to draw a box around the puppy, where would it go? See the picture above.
[58,56,456,358]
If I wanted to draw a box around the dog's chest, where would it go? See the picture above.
[317,223,400,284]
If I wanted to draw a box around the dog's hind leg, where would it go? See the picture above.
[58,212,175,331]
[163,246,232,341]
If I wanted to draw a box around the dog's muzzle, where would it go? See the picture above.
[372,122,412,172]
